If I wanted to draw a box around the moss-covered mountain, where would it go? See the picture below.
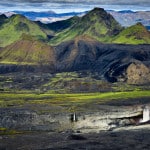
[0,14,48,47]
[0,8,150,47]
[113,23,150,44]
[49,8,150,45]
[0,38,55,66]
[49,8,123,45]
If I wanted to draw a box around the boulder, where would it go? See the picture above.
[126,62,150,85]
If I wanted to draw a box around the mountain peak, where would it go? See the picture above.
[136,22,145,27]
[132,22,148,31]
[0,39,55,66]
[86,7,108,18]
[91,7,105,12]
[10,14,27,21]
[0,14,7,20]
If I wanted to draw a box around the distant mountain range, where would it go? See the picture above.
[0,9,150,29]
[0,8,150,84]
[0,11,86,23]
[108,10,150,29]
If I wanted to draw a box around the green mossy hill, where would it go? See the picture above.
[0,90,150,108]
[113,23,150,44]
[0,14,48,47]
[49,7,123,45]
[0,39,55,65]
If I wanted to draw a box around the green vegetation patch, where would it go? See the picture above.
[0,127,23,135]
[0,90,150,108]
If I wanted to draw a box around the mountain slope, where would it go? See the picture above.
[49,8,150,45]
[35,16,80,37]
[41,16,80,33]
[0,14,48,47]
[113,23,150,44]
[49,8,123,45]
[0,35,150,84]
[55,36,150,82]
[0,39,55,66]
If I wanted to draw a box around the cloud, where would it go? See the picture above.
[0,0,150,12]
[1,0,150,5]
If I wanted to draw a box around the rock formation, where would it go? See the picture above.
[126,62,150,85]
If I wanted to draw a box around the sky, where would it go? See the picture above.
[0,0,150,13]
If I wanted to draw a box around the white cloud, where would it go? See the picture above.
[0,0,149,12]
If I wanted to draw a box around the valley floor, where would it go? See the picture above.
[0,72,150,150]
[0,126,150,150]
[0,95,150,150]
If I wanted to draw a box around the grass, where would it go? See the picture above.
[0,72,149,112]
[40,72,112,93]
[0,127,23,135]
[0,90,150,108]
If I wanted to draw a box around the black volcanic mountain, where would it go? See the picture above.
[0,35,150,84]
[54,36,150,83]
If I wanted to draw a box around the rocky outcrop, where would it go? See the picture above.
[73,105,143,133]
[126,62,150,85]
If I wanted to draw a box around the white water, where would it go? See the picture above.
[73,113,76,122]
[140,106,150,123]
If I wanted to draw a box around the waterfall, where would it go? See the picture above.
[140,106,150,123]
[73,113,76,122]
